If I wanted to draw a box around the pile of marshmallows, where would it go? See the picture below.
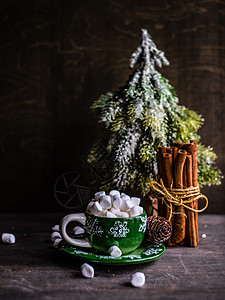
[87,190,143,218]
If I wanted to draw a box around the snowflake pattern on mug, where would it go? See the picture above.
[84,218,103,237]
[138,215,147,232]
[109,221,130,238]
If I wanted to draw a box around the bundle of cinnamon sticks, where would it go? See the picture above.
[157,140,199,247]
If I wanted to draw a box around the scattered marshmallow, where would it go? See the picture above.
[51,231,62,242]
[95,191,105,201]
[106,211,117,218]
[109,190,120,198]
[90,201,103,216]
[73,226,85,235]
[130,197,141,206]
[109,207,121,215]
[131,272,145,287]
[81,263,94,278]
[117,212,129,218]
[100,195,112,210]
[2,233,16,244]
[129,206,141,217]
[108,245,122,257]
[202,234,207,238]
[112,194,122,209]
[52,225,60,232]
[120,193,127,197]
[53,238,62,248]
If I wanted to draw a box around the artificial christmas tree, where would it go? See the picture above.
[88,29,221,199]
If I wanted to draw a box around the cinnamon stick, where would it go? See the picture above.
[166,147,173,155]
[174,149,187,188]
[171,146,178,191]
[161,152,175,246]
[190,140,199,242]
[182,141,198,245]
[157,146,168,218]
[171,146,178,164]
[172,149,187,244]
[151,197,158,217]
[142,195,158,216]
[157,146,167,179]
[186,153,193,188]
[162,153,173,188]
[185,153,197,247]
[183,161,187,189]
[173,142,184,149]
[189,140,198,187]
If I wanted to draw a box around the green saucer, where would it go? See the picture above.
[59,241,165,265]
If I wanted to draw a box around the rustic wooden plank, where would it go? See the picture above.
[0,214,224,299]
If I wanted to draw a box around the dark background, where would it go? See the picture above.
[0,0,224,213]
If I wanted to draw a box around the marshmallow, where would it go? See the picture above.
[98,210,107,217]
[117,212,129,218]
[109,190,120,198]
[81,263,94,278]
[73,226,85,235]
[105,211,117,218]
[87,201,95,212]
[108,245,122,257]
[130,197,141,206]
[90,201,103,216]
[95,191,105,201]
[112,194,122,209]
[2,233,16,244]
[129,206,141,217]
[109,207,120,215]
[138,206,144,215]
[88,191,145,219]
[120,200,133,211]
[51,231,62,242]
[53,238,62,248]
[131,272,145,287]
[121,194,130,201]
[52,225,60,232]
[100,195,112,210]
[90,198,96,203]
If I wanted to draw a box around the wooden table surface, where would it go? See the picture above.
[0,214,224,300]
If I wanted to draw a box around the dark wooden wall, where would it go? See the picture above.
[0,0,224,212]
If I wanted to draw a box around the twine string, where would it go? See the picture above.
[151,179,208,221]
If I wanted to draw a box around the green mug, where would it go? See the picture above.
[60,211,147,255]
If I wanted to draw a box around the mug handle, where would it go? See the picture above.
[60,213,91,248]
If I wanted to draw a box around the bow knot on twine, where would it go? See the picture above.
[151,179,208,221]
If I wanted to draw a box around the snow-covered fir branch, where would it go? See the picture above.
[130,29,169,69]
